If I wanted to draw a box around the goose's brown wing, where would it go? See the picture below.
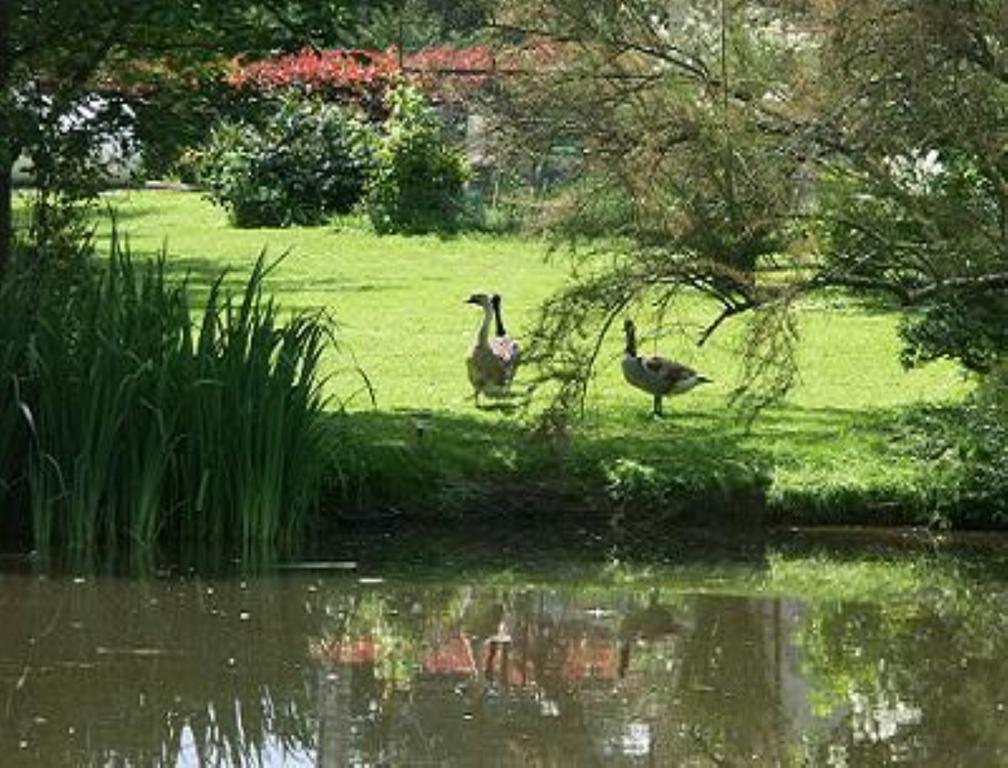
[642,355,694,385]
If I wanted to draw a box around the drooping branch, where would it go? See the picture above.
[811,269,1008,306]
[697,300,750,347]
[577,293,635,417]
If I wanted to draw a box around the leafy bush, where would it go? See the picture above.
[365,86,469,234]
[953,366,1008,525]
[896,369,1008,528]
[0,235,333,558]
[900,298,1008,374]
[199,97,375,227]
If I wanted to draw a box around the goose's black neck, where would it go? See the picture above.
[624,325,637,356]
[492,296,506,337]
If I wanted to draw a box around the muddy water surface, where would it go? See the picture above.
[2,532,1008,766]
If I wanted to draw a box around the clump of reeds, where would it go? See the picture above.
[0,234,331,558]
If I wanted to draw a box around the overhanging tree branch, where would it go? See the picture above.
[697,301,750,347]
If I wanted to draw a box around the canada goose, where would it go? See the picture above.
[465,292,519,404]
[490,294,520,383]
[621,319,710,416]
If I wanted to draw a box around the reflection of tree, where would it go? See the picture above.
[311,583,799,765]
[797,583,1008,765]
[649,595,790,765]
[0,573,323,765]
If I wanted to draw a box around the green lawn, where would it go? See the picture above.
[90,190,970,523]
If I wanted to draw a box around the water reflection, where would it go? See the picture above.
[1,556,1007,766]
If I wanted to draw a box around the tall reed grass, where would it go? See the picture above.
[0,234,331,558]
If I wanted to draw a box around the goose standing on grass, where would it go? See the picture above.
[621,319,710,417]
[490,294,520,384]
[465,292,519,405]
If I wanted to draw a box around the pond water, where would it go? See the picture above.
[2,530,1008,766]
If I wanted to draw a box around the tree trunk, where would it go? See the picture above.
[0,0,12,273]
[0,161,11,272]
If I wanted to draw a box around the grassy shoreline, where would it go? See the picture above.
[15,190,982,535]
[322,403,950,531]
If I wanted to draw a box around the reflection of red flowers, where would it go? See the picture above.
[482,627,620,687]
[311,625,622,687]
[423,634,478,675]
[560,633,618,682]
[313,637,378,665]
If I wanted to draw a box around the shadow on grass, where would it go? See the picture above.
[101,203,163,223]
[135,251,399,312]
[309,401,1002,571]
[312,406,768,567]
[318,400,948,541]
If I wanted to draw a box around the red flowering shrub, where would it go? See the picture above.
[226,46,517,109]
[226,42,568,112]
[402,41,567,102]
[228,48,401,116]
[228,48,400,92]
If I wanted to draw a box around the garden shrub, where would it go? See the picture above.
[898,368,1008,528]
[199,97,375,227]
[365,86,469,234]
[953,365,1008,526]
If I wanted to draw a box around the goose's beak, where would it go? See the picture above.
[697,375,713,385]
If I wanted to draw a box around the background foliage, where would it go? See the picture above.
[480,0,1007,421]
[365,85,469,234]
[199,97,375,227]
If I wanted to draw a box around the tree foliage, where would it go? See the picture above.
[486,0,1008,416]
[355,0,493,50]
[816,1,1008,373]
[0,0,398,267]
[490,0,817,413]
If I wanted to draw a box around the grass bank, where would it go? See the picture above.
[65,189,978,529]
